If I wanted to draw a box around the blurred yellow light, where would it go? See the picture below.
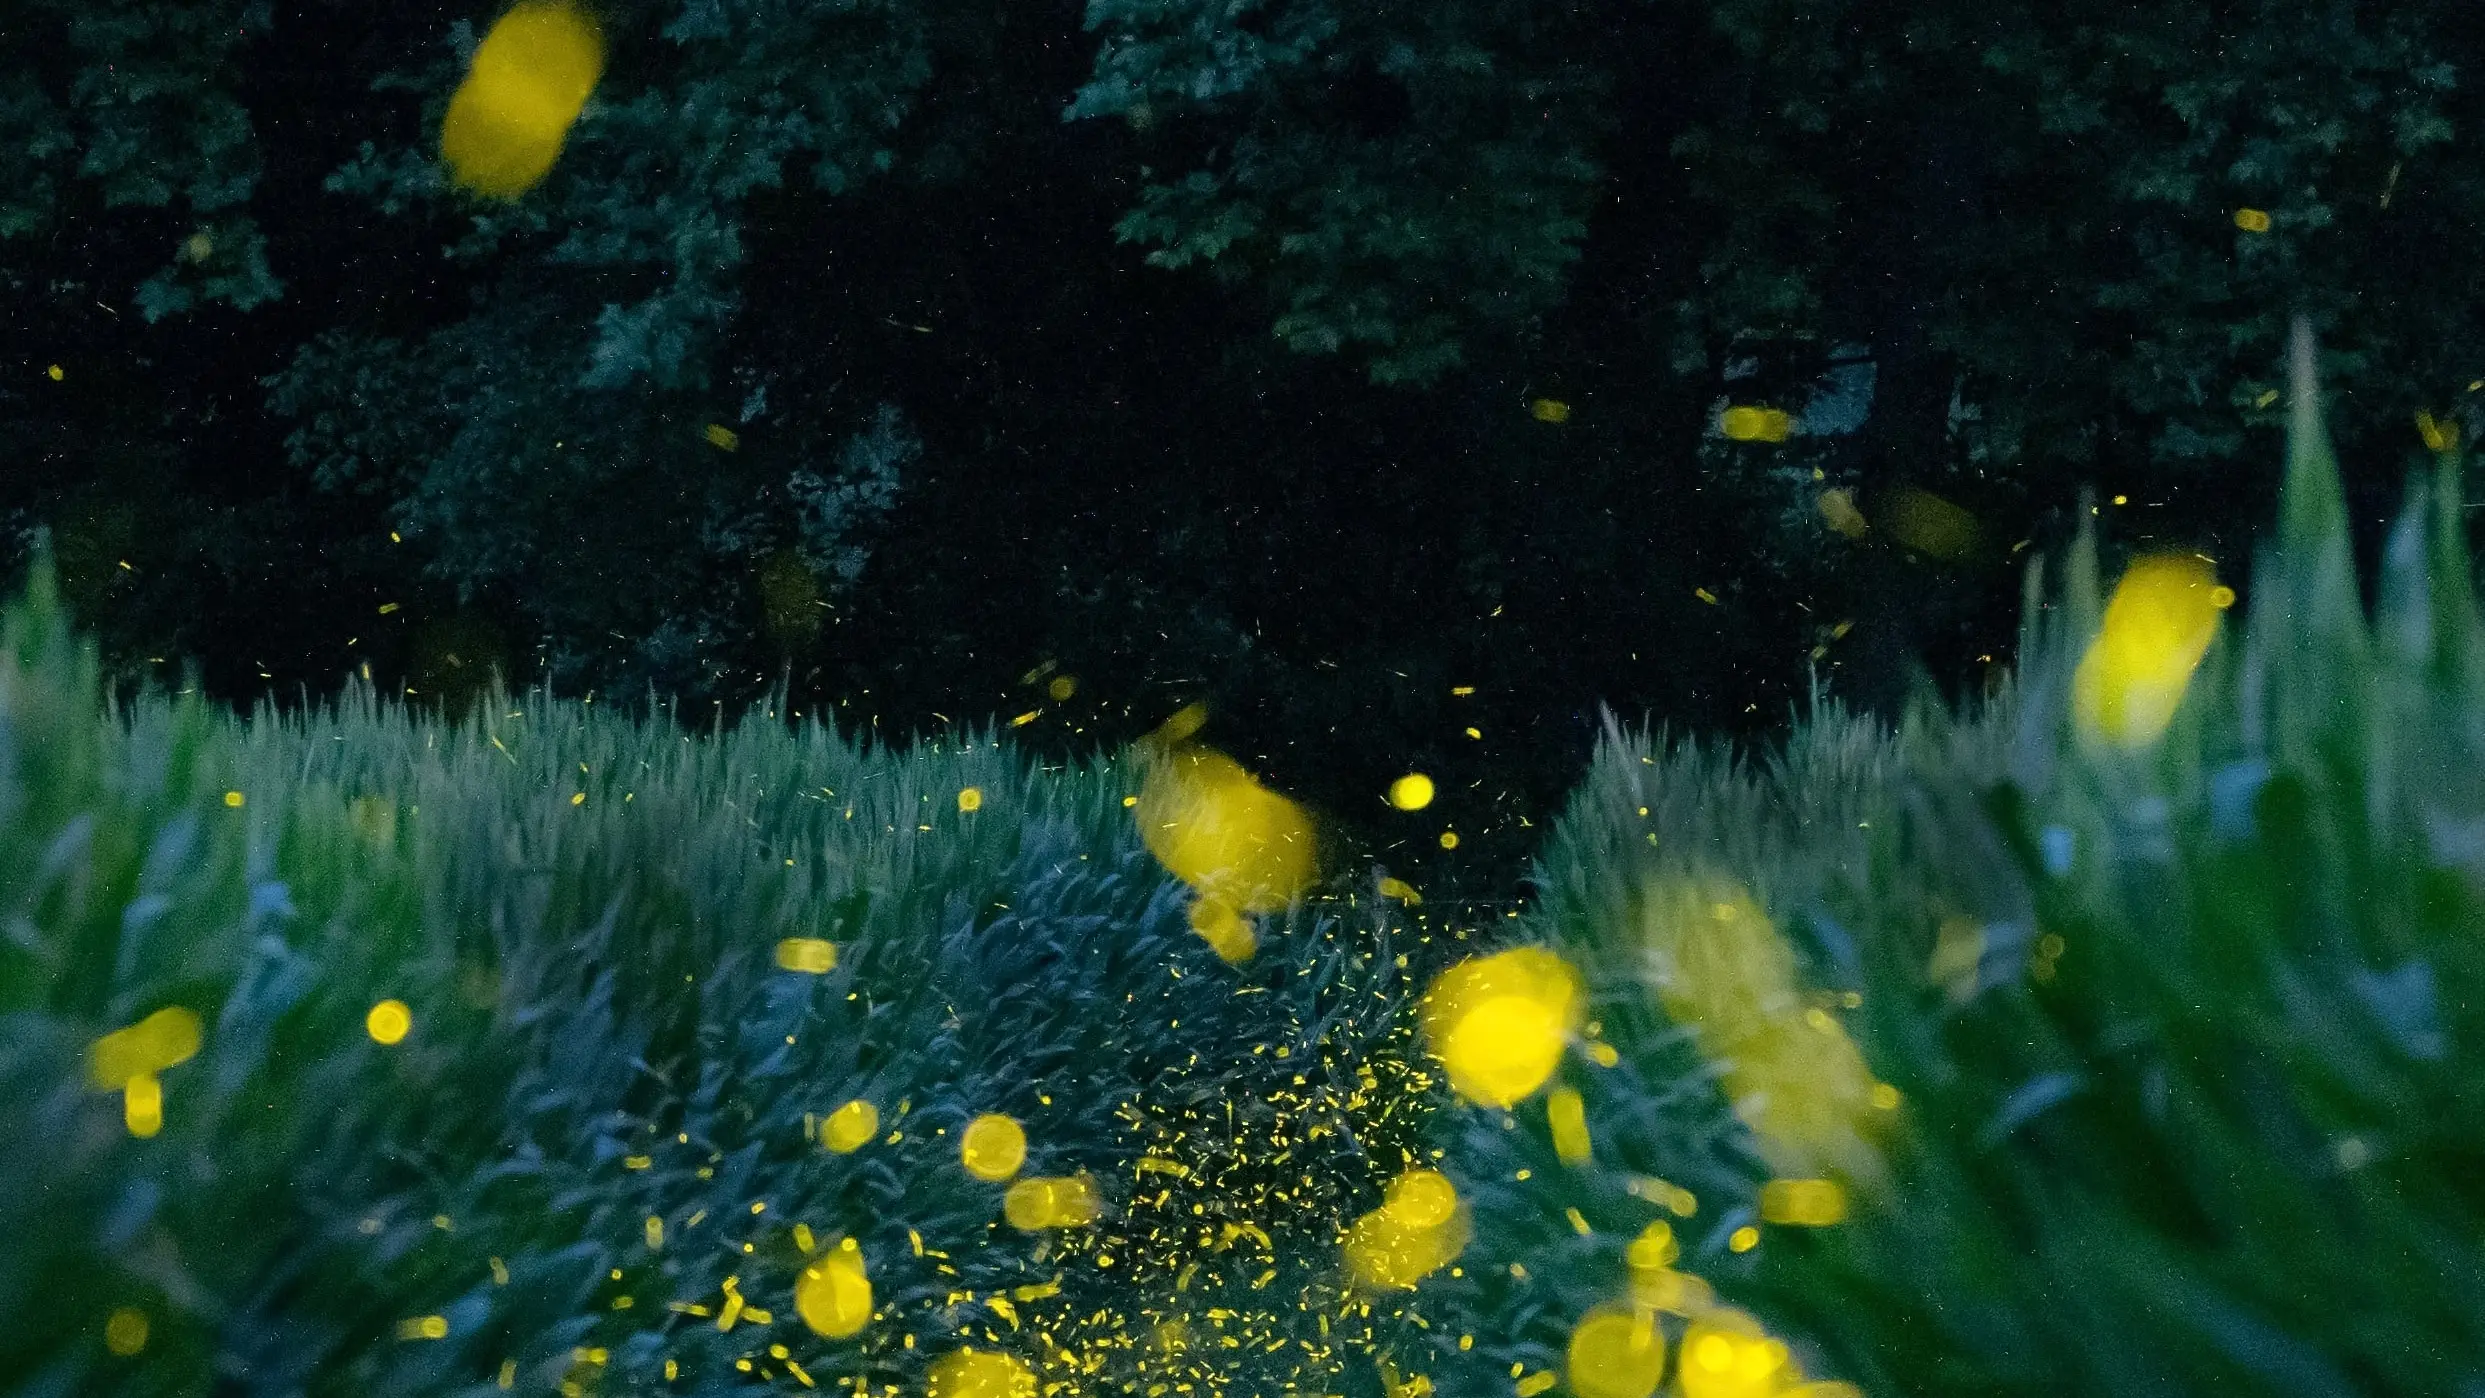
[1187,897,1258,964]
[2234,207,2272,233]
[2418,409,2461,454]
[1721,407,1795,442]
[104,1307,150,1356]
[925,1347,1037,1398]
[1135,746,1314,914]
[1380,1169,1459,1230]
[1387,773,1436,811]
[439,1,604,199]
[775,938,838,974]
[704,424,740,451]
[1758,1177,1849,1226]
[1532,398,1572,423]
[1047,675,1078,701]
[957,786,984,813]
[1003,1174,1103,1230]
[1422,947,1582,1108]
[47,364,65,381]
[794,1240,872,1338]
[1378,875,1422,904]
[1344,1174,1469,1290]
[1547,1086,1593,1165]
[823,1099,879,1153]
[88,1007,203,1090]
[123,1073,163,1138]
[224,790,245,808]
[1883,487,1980,560]
[1678,1312,1798,1398]
[961,1113,1027,1181]
[1817,488,1868,539]
[1567,1306,1665,1398]
[2073,553,2226,749]
[366,999,413,1045]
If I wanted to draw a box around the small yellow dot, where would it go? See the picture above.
[1728,1225,1760,1253]
[2111,494,2128,506]
[2233,207,2272,233]
[104,1307,149,1355]
[570,791,585,806]
[2210,585,2237,609]
[1439,831,1460,850]
[47,364,66,382]
[366,999,413,1045]
[223,791,245,808]
[958,786,984,813]
[1047,675,1077,702]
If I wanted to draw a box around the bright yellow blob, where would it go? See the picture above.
[1720,406,1795,443]
[89,1006,203,1090]
[1344,1173,1469,1290]
[1377,875,1422,905]
[1758,1178,1849,1226]
[365,999,412,1045]
[47,364,65,381]
[439,1,604,199]
[1387,772,1436,811]
[2234,207,2272,233]
[1003,1174,1103,1230]
[1532,398,1572,423]
[223,790,245,808]
[1187,897,1258,964]
[1642,882,1884,1182]
[1547,1085,1593,1165]
[794,1239,872,1338]
[1134,745,1314,914]
[775,937,839,974]
[704,423,740,451]
[1677,1312,1798,1398]
[1566,1306,1666,1398]
[1047,675,1078,702]
[2073,553,2227,750]
[823,1099,879,1153]
[961,1113,1027,1181]
[104,1306,150,1355]
[925,1347,1038,1398]
[123,1073,163,1138]
[958,786,984,813]
[1421,947,1581,1108]
[1380,1169,1459,1230]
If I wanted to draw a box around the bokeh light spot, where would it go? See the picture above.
[366,999,413,1045]
[961,1113,1027,1181]
[2073,553,2226,749]
[1422,948,1581,1107]
[824,1099,879,1153]
[439,1,604,199]
[104,1307,149,1356]
[1387,773,1436,811]
[775,938,838,974]
[1567,1306,1665,1398]
[794,1240,872,1338]
[926,1347,1038,1398]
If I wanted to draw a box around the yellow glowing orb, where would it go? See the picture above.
[439,1,604,199]
[1386,772,1435,811]
[958,786,984,813]
[1187,897,1258,964]
[794,1240,872,1338]
[1047,675,1078,701]
[365,999,412,1045]
[1422,947,1581,1108]
[925,1347,1037,1398]
[1003,1174,1103,1230]
[1532,398,1573,423]
[1567,1306,1666,1398]
[104,1306,150,1356]
[2073,552,2227,750]
[775,937,838,974]
[1343,1190,1469,1291]
[961,1113,1027,1181]
[1135,746,1314,914]
[1547,1086,1592,1165]
[1678,1312,1798,1398]
[1720,406,1795,443]
[2234,207,2272,233]
[88,1006,203,1090]
[823,1099,879,1153]
[1380,1169,1459,1230]
[1758,1177,1849,1226]
[123,1074,163,1138]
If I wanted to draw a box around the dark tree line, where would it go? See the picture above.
[7,0,2483,871]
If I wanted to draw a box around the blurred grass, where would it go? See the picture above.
[0,554,1466,1398]
[1415,324,2485,1396]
